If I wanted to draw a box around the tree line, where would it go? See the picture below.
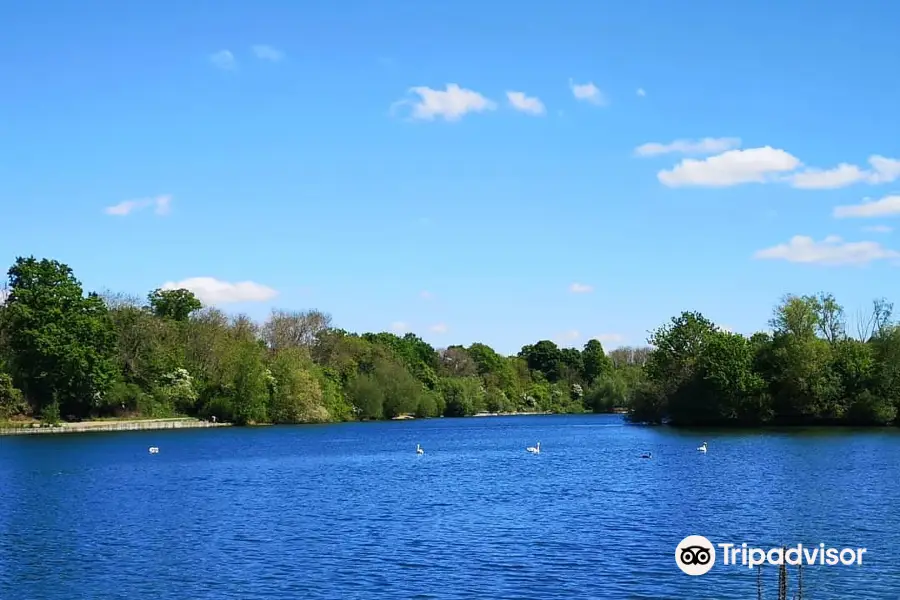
[1,257,897,428]
[0,257,646,425]
[630,293,900,426]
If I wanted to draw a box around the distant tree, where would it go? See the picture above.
[4,257,117,419]
[581,339,612,384]
[439,346,477,377]
[519,340,564,382]
[148,288,202,322]
[263,309,332,353]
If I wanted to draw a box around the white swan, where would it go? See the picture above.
[148,447,159,454]
[416,444,424,455]
[697,441,707,453]
[526,442,541,454]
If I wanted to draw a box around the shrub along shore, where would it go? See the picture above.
[1,256,899,430]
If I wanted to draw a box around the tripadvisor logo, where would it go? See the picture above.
[675,535,868,575]
[676,535,716,576]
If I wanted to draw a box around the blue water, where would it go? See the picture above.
[2,414,899,599]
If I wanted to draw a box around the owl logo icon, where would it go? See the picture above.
[676,535,716,575]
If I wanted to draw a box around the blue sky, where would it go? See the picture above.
[2,0,900,355]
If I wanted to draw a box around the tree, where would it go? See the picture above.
[757,333,841,423]
[362,332,439,389]
[467,343,505,376]
[0,373,27,419]
[645,311,718,388]
[769,294,821,339]
[148,288,202,322]
[815,292,845,343]
[559,347,584,381]
[267,348,327,423]
[688,331,770,425]
[855,298,893,342]
[439,346,477,377]
[228,337,270,425]
[107,297,182,388]
[584,374,627,413]
[440,377,484,417]
[263,309,332,354]
[4,257,118,419]
[519,340,564,382]
[582,339,612,384]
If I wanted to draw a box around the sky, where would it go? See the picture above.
[2,0,900,355]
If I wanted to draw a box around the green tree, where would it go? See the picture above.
[148,288,202,322]
[584,374,627,413]
[268,348,327,423]
[106,295,183,388]
[519,340,564,382]
[440,377,484,417]
[346,373,384,419]
[363,332,439,389]
[229,338,270,425]
[559,347,584,382]
[4,257,117,419]
[582,339,612,384]
[687,330,770,425]
[0,373,27,420]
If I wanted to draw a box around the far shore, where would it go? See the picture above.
[0,409,641,437]
[0,410,587,437]
[0,417,231,436]
[390,411,555,420]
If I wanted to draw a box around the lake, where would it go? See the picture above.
[1,414,898,599]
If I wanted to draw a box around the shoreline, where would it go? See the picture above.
[0,411,570,437]
[470,411,553,417]
[0,418,232,436]
[4,411,898,437]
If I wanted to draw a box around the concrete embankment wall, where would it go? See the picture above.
[0,419,231,436]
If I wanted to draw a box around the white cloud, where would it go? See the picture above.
[646,141,900,190]
[569,80,606,105]
[753,235,900,266]
[569,282,593,294]
[0,288,7,305]
[592,333,624,344]
[252,45,284,61]
[789,155,900,189]
[419,290,433,300]
[636,88,646,97]
[789,164,868,189]
[834,195,900,219]
[210,50,236,70]
[863,225,893,233]
[105,194,172,217]
[506,91,545,115]
[658,147,801,187]
[429,323,448,334]
[718,325,734,333]
[161,277,277,304]
[395,84,496,121]
[390,321,409,333]
[635,137,741,157]
[869,156,900,183]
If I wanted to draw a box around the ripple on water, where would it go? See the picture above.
[1,415,899,599]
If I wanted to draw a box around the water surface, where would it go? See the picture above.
[2,414,898,599]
